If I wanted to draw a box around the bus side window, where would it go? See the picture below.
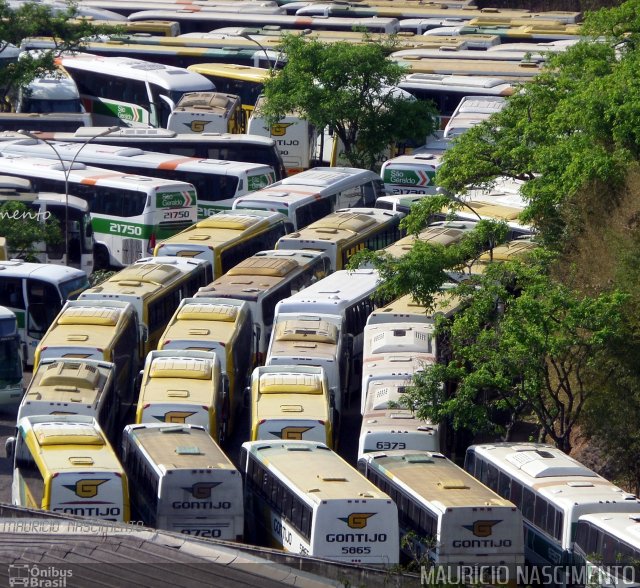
[0,278,25,309]
[26,279,60,339]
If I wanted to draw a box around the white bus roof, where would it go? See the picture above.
[0,260,87,282]
[578,513,640,551]
[275,269,379,317]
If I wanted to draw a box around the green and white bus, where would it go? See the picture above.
[0,261,89,366]
[0,153,198,268]
[58,54,214,129]
[0,306,23,406]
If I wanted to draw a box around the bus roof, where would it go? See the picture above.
[0,260,86,282]
[18,414,123,473]
[156,209,287,250]
[243,440,390,502]
[399,73,515,95]
[578,513,640,551]
[367,288,462,325]
[268,316,341,362]
[88,257,206,296]
[40,300,136,353]
[188,62,269,82]
[159,297,249,348]
[23,358,114,408]
[363,450,515,512]
[58,54,215,92]
[197,249,327,301]
[253,365,329,422]
[124,424,236,472]
[140,350,220,405]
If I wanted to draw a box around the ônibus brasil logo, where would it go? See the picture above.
[339,513,376,529]
[63,479,108,498]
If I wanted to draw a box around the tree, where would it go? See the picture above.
[260,33,438,170]
[399,257,628,454]
[0,201,62,261]
[0,0,120,108]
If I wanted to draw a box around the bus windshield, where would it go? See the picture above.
[0,338,22,382]
[59,275,90,300]
[22,98,83,114]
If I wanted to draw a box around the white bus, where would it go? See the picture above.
[0,261,89,366]
[16,74,84,114]
[250,365,333,446]
[0,190,94,273]
[8,414,129,522]
[18,358,120,449]
[464,443,640,569]
[380,153,443,196]
[0,153,198,268]
[240,440,399,564]
[573,513,640,588]
[58,54,215,128]
[359,450,524,576]
[0,139,275,219]
[0,127,287,181]
[232,167,388,230]
[196,249,330,363]
[0,306,23,407]
[122,423,244,540]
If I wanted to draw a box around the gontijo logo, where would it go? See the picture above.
[339,513,376,529]
[271,426,313,440]
[463,520,501,537]
[182,482,222,499]
[63,479,108,498]
[182,120,210,133]
[270,122,293,136]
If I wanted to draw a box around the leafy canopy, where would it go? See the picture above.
[260,33,437,170]
[0,201,62,261]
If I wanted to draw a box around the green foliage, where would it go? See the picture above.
[0,201,62,261]
[400,257,629,453]
[260,34,437,170]
[0,0,121,108]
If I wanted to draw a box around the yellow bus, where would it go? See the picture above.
[34,300,140,414]
[135,350,227,444]
[275,208,405,272]
[8,414,130,522]
[196,249,330,364]
[78,257,211,357]
[17,358,120,449]
[157,297,253,437]
[469,236,538,274]
[250,365,333,447]
[153,209,293,279]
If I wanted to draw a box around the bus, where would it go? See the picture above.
[0,112,92,132]
[573,512,640,588]
[380,153,443,196]
[3,127,287,181]
[76,0,285,18]
[0,306,23,407]
[34,300,140,414]
[0,139,275,220]
[17,358,120,449]
[275,208,405,272]
[398,73,515,128]
[0,153,198,269]
[121,423,244,540]
[422,23,582,43]
[0,190,94,272]
[469,236,538,275]
[250,365,332,447]
[195,248,330,364]
[153,209,293,277]
[0,261,89,366]
[233,167,388,230]
[359,450,524,575]
[360,321,437,414]
[240,440,399,564]
[79,256,210,356]
[16,74,84,114]
[127,11,401,35]
[135,350,227,444]
[358,379,439,460]
[166,91,244,135]
[156,297,252,437]
[463,443,640,568]
[443,95,508,139]
[8,414,129,522]
[57,54,215,128]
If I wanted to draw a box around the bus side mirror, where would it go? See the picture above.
[140,325,148,343]
[134,370,144,395]
[5,437,15,461]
